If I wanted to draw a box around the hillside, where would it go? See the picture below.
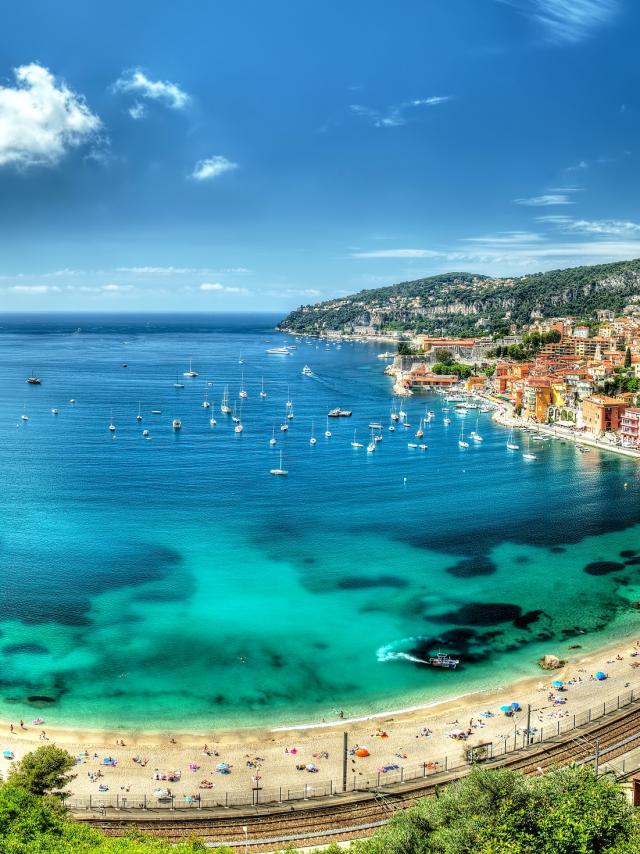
[278,259,640,336]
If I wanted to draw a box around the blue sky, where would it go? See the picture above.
[0,0,638,311]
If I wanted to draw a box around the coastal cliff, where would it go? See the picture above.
[278,258,640,337]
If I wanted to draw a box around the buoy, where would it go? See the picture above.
[624,482,629,489]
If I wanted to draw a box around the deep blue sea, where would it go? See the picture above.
[1,312,640,730]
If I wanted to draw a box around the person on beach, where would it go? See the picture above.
[10,724,13,733]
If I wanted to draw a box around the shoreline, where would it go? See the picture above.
[4,632,640,805]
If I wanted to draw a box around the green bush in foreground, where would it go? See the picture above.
[1,747,639,853]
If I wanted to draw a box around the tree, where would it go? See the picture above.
[625,347,632,368]
[9,745,77,796]
[434,348,454,365]
[355,766,632,854]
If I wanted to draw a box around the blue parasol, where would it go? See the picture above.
[595,671,607,680]
[551,680,564,688]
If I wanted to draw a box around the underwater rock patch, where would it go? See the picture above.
[446,556,497,578]
[338,575,408,590]
[584,561,625,576]
[3,643,48,655]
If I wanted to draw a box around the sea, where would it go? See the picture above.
[1,311,640,731]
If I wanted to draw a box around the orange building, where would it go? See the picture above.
[581,395,626,436]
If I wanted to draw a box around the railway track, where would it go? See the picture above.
[77,703,640,850]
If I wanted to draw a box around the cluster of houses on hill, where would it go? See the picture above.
[392,311,640,449]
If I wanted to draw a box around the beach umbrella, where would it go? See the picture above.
[500,705,512,713]
[595,671,607,680]
[510,702,521,710]
[355,748,370,757]
[551,680,564,688]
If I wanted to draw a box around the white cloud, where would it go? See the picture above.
[5,284,60,294]
[115,266,201,274]
[200,282,249,294]
[128,102,146,120]
[352,249,443,259]
[0,63,101,168]
[351,96,451,128]
[498,0,619,44]
[538,216,640,236]
[190,156,238,181]
[514,194,573,206]
[465,231,544,244]
[113,68,189,110]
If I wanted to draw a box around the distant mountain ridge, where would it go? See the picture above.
[278,259,640,337]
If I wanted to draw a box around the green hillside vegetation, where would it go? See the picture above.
[3,747,640,853]
[279,259,640,337]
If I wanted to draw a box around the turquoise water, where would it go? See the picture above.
[1,312,640,730]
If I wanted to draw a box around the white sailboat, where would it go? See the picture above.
[51,408,58,415]
[506,428,519,451]
[287,403,294,420]
[234,402,244,433]
[239,372,248,399]
[136,401,143,422]
[232,401,240,423]
[523,436,537,460]
[310,420,317,445]
[108,410,116,432]
[183,359,198,377]
[286,386,292,408]
[220,386,231,414]
[367,429,376,453]
[209,412,217,426]
[351,429,363,448]
[172,418,181,430]
[470,418,483,442]
[21,404,29,422]
[415,418,424,439]
[270,450,288,476]
[270,425,277,446]
[202,388,210,409]
[324,416,332,438]
[174,373,185,388]
[458,424,469,448]
[259,377,267,398]
[143,429,150,438]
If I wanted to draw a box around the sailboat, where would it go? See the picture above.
[458,424,469,448]
[239,372,248,399]
[506,429,519,451]
[351,429,363,448]
[390,399,399,422]
[51,408,58,415]
[183,359,198,377]
[367,429,376,453]
[259,377,267,398]
[470,418,483,442]
[174,373,185,388]
[270,425,277,446]
[21,405,29,422]
[270,450,288,476]
[209,410,217,426]
[108,410,116,432]
[415,418,424,439]
[220,386,231,414]
[234,401,244,433]
[202,388,210,409]
[238,352,244,365]
[287,403,294,420]
[310,420,317,445]
[286,386,292,409]
[136,402,143,422]
[324,416,332,438]
[523,436,537,460]
[232,401,240,423]
[172,417,181,430]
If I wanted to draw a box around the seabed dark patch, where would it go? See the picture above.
[433,602,544,629]
[338,575,408,590]
[624,557,640,566]
[3,643,48,655]
[446,556,497,578]
[621,550,637,558]
[584,561,625,576]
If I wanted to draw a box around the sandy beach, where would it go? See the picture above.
[3,635,640,807]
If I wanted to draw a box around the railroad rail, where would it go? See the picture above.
[74,700,640,850]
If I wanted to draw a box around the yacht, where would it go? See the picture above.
[302,365,313,376]
[280,422,289,432]
[220,386,231,414]
[443,416,451,425]
[506,429,519,451]
[26,372,41,385]
[458,425,469,448]
[183,359,198,377]
[266,346,291,355]
[407,442,418,449]
[270,450,288,476]
[172,418,182,431]
[136,402,143,422]
[259,377,267,398]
